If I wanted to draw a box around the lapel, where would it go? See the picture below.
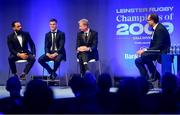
[48,32,53,44]
[21,33,25,47]
[81,32,86,42]
[55,31,60,47]
[81,30,91,43]
[152,24,160,41]
[87,31,91,43]
[13,33,22,47]
[56,30,60,41]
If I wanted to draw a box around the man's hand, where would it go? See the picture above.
[136,49,145,55]
[47,53,58,60]
[17,53,29,60]
[51,53,58,59]
[77,46,90,52]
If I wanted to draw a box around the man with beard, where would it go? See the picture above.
[7,21,36,80]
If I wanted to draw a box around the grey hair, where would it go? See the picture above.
[78,19,89,26]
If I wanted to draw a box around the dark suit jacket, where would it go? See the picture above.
[148,23,171,54]
[147,23,171,63]
[7,31,36,56]
[45,30,66,61]
[76,29,99,61]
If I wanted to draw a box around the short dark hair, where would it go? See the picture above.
[11,21,20,27]
[149,14,159,24]
[49,18,57,23]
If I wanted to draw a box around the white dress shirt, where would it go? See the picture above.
[15,32,23,47]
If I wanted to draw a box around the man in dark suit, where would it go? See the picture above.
[135,14,171,82]
[76,19,98,76]
[7,21,36,80]
[38,19,66,79]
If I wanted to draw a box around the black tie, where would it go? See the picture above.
[52,32,56,51]
[84,33,88,43]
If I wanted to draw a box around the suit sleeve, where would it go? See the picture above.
[57,32,65,54]
[27,33,36,55]
[76,33,81,50]
[7,35,18,56]
[91,32,98,51]
[45,34,49,54]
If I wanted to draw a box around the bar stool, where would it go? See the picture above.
[8,60,29,78]
[77,58,102,77]
[8,60,31,86]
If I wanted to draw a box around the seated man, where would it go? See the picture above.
[7,21,36,80]
[76,19,99,76]
[38,18,66,80]
[135,13,171,82]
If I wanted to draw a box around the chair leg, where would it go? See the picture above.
[42,68,45,79]
[65,73,68,86]
[58,67,61,87]
[98,60,102,75]
[8,68,11,78]
[43,67,49,85]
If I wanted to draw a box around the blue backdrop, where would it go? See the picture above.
[0,0,179,84]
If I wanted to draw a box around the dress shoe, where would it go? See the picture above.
[50,72,57,80]
[20,74,26,80]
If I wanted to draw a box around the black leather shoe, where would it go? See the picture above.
[20,74,26,80]
[50,72,57,80]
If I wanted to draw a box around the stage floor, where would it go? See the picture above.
[0,86,161,99]
[0,86,75,99]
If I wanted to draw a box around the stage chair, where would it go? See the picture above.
[8,60,32,82]
[143,50,161,87]
[144,50,161,77]
[77,58,102,77]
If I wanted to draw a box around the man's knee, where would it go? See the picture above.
[32,56,36,62]
[31,56,36,63]
[55,55,63,62]
[38,56,45,64]
[8,56,16,62]
[28,55,36,62]
[39,54,48,63]
[135,57,142,65]
[54,58,61,63]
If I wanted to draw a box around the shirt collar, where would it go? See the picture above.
[14,31,22,36]
[14,31,18,36]
[153,23,158,31]
[84,28,90,34]
[51,29,57,33]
